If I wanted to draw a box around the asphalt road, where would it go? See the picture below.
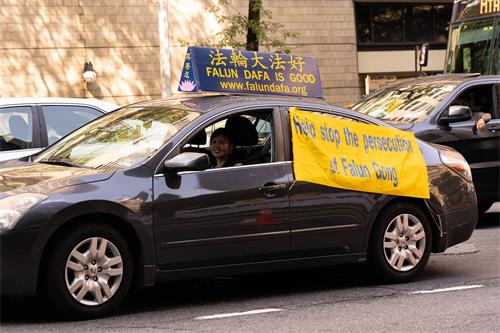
[1,209,499,333]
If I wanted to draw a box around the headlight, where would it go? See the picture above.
[439,149,473,182]
[0,193,48,230]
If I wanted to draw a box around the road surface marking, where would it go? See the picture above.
[409,284,484,295]
[195,308,283,320]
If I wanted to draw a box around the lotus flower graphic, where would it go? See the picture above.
[179,79,196,92]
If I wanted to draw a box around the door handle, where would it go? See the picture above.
[487,126,499,132]
[258,183,287,198]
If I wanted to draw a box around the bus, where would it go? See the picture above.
[444,0,500,74]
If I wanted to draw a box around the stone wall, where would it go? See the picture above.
[266,0,360,106]
[0,0,361,106]
[0,0,161,105]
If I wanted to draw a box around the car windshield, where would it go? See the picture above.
[35,105,200,170]
[349,81,459,124]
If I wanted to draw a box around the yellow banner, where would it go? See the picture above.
[290,108,429,198]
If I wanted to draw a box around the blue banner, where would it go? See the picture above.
[178,46,324,99]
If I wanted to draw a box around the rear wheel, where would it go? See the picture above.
[44,223,133,319]
[368,203,431,283]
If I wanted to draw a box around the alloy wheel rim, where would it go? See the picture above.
[65,237,123,306]
[383,213,426,272]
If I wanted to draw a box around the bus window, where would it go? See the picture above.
[494,19,500,74]
[449,19,495,74]
[445,0,500,75]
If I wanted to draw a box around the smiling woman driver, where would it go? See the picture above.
[209,127,242,168]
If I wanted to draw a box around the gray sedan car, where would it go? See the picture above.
[0,94,477,318]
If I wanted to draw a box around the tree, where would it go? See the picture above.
[180,0,299,53]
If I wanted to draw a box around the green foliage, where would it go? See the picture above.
[179,0,299,54]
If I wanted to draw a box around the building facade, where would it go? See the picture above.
[0,0,452,106]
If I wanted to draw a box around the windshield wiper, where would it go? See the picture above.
[38,159,86,168]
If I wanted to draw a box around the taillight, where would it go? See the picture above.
[439,149,472,182]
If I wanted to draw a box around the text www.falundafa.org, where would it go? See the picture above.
[219,80,308,96]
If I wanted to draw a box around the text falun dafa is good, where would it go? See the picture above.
[290,108,429,199]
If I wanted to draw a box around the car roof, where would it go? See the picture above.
[378,74,500,91]
[125,92,330,113]
[0,97,120,112]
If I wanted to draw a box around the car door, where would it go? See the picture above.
[153,107,291,270]
[38,105,105,147]
[434,83,500,197]
[281,106,377,258]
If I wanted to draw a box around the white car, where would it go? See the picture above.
[0,98,119,162]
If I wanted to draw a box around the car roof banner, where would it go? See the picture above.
[178,46,324,99]
[290,108,430,199]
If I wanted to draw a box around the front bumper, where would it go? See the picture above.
[0,229,43,296]
[431,206,478,253]
[428,177,478,253]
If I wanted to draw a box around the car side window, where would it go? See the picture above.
[451,85,494,120]
[42,105,103,145]
[181,110,274,168]
[0,106,33,151]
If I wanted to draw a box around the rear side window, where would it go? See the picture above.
[288,107,368,124]
[286,107,369,161]
[0,106,33,151]
[42,105,103,145]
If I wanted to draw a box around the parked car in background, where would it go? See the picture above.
[0,98,119,162]
[349,74,500,214]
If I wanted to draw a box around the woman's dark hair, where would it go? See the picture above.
[210,127,235,144]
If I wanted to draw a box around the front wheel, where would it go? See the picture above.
[44,223,133,319]
[368,203,432,283]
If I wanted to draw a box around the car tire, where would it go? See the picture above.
[44,223,133,319]
[368,203,432,283]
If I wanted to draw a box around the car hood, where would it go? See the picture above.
[0,160,114,196]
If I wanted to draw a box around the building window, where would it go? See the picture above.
[355,3,453,49]
[373,5,404,43]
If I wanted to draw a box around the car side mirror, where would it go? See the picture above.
[164,152,210,173]
[439,105,472,125]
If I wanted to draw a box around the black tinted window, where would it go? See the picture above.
[42,105,103,145]
[355,3,452,47]
[0,106,33,151]
[355,5,371,44]
[373,5,404,43]
[405,5,433,43]
[435,4,451,44]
